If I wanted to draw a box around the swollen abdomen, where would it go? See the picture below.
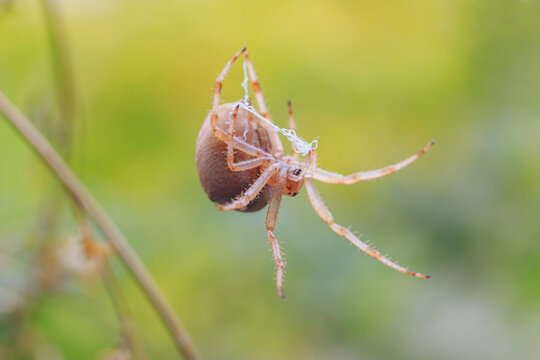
[195,108,273,212]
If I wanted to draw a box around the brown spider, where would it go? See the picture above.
[196,47,434,298]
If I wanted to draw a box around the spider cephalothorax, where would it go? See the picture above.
[195,47,434,298]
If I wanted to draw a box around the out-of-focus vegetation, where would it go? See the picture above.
[1,0,540,359]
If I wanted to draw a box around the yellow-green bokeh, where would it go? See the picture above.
[1,0,540,359]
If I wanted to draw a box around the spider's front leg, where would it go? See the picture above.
[265,167,288,298]
[211,47,246,137]
[304,178,429,278]
[313,140,435,184]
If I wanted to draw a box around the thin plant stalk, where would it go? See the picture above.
[29,0,75,273]
[101,257,149,360]
[40,0,76,154]
[0,90,201,360]
[78,217,148,360]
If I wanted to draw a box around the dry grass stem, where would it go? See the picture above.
[0,90,201,360]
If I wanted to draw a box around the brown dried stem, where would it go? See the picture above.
[0,90,201,360]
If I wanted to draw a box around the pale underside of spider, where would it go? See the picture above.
[196,47,434,298]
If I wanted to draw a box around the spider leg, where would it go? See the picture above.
[209,48,275,160]
[313,141,435,184]
[213,122,273,158]
[287,101,299,160]
[287,149,315,182]
[216,163,280,211]
[304,178,430,278]
[298,149,314,180]
[265,167,288,298]
[211,47,246,137]
[229,135,273,158]
[227,157,274,172]
[244,51,270,121]
[227,104,273,171]
[244,50,284,156]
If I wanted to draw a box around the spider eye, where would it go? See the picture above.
[293,169,302,176]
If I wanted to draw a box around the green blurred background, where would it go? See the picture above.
[1,0,540,359]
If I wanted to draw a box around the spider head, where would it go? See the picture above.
[283,168,304,197]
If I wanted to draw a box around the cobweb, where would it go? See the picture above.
[231,61,318,156]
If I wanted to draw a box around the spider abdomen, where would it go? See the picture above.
[196,103,274,212]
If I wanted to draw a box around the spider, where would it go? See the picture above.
[196,47,434,298]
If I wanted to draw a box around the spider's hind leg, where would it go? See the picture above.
[244,50,284,156]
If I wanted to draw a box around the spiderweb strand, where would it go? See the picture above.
[233,61,318,156]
